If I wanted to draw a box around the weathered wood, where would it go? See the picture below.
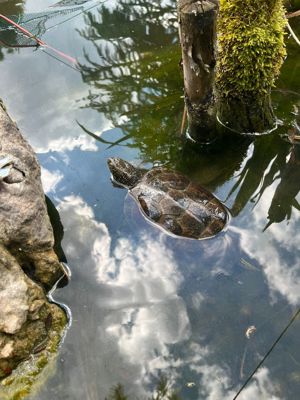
[178,0,286,137]
[178,0,219,142]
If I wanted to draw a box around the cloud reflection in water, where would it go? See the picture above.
[52,195,286,399]
[55,195,190,397]
[236,184,300,307]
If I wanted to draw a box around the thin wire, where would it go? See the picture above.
[46,0,107,31]
[43,43,77,64]
[233,307,300,400]
[0,13,78,65]
[41,48,80,72]
[0,1,107,65]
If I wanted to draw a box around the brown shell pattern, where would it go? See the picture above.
[130,168,228,239]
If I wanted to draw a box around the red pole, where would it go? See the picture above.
[0,13,78,65]
[0,13,45,46]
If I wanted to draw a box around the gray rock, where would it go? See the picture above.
[0,100,64,288]
[0,248,28,335]
[0,245,66,379]
[0,102,67,383]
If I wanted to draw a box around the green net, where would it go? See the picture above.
[51,0,91,7]
[0,4,89,48]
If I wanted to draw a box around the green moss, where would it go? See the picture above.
[0,307,67,400]
[216,0,287,102]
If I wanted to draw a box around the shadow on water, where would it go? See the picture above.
[46,196,67,263]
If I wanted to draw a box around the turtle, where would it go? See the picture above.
[107,157,229,239]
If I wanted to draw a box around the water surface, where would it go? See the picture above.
[0,1,300,399]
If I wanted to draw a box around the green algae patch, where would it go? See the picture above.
[0,306,67,400]
[216,0,287,101]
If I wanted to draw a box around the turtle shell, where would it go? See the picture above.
[130,167,228,239]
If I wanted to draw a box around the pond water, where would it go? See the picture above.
[0,1,300,399]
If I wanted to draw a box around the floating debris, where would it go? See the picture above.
[245,325,257,339]
[240,258,260,272]
[186,382,196,388]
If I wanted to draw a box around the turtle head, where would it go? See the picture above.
[107,157,145,188]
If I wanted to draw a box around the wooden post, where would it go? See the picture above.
[178,0,219,143]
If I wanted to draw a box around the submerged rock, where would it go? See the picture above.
[0,245,66,380]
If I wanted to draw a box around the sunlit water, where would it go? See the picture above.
[0,1,300,399]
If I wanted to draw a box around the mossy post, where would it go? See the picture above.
[177,0,219,143]
[216,0,286,133]
[177,0,287,137]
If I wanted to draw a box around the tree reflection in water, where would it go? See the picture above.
[0,0,24,61]
[78,0,183,164]
[265,140,300,227]
[78,0,299,227]
[105,377,181,400]
[225,134,300,228]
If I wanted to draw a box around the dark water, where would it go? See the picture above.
[0,1,300,399]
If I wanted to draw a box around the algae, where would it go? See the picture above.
[0,306,67,400]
